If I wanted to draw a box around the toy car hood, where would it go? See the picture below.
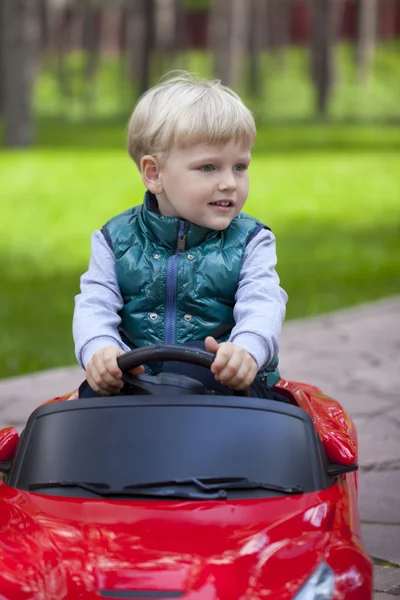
[0,483,363,600]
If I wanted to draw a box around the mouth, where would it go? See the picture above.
[208,200,234,209]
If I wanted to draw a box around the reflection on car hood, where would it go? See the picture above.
[0,484,345,599]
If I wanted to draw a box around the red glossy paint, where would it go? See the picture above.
[0,380,372,599]
[274,380,358,466]
[0,427,19,462]
[0,477,372,599]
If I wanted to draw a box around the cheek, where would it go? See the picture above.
[164,176,185,196]
[238,177,249,197]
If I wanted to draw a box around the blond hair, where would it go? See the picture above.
[127,72,256,168]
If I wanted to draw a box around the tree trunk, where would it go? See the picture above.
[125,0,155,94]
[379,0,397,40]
[248,0,267,97]
[38,0,49,53]
[140,0,155,94]
[153,0,183,77]
[209,0,249,87]
[268,0,291,69]
[155,0,176,51]
[174,0,185,53]
[208,0,231,83]
[230,0,250,87]
[81,0,103,112]
[124,0,146,83]
[356,0,377,84]
[3,0,40,147]
[0,3,5,117]
[82,1,102,81]
[310,0,344,117]
[54,4,74,114]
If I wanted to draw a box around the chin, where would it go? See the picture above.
[189,217,231,231]
[202,216,235,231]
[210,222,231,231]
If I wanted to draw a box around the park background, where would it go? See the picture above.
[1,0,399,379]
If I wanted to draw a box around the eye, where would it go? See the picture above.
[200,164,215,172]
[234,163,248,172]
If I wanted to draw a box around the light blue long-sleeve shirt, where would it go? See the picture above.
[73,227,288,370]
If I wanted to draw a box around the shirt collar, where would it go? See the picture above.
[138,191,219,250]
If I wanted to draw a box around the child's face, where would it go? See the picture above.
[154,140,252,230]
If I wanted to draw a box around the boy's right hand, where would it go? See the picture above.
[86,346,144,396]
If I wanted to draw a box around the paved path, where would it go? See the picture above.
[1,296,399,597]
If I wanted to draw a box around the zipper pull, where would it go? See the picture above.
[177,222,187,252]
[177,234,186,251]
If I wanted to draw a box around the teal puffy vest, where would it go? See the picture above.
[102,192,279,385]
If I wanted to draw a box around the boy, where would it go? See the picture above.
[73,73,288,398]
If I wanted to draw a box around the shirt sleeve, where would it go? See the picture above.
[229,228,288,369]
[73,230,131,370]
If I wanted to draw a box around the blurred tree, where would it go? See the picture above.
[0,5,4,117]
[379,0,397,39]
[356,0,377,84]
[208,0,229,82]
[174,0,186,53]
[2,0,40,146]
[154,0,185,76]
[38,0,50,52]
[53,0,75,114]
[183,0,210,8]
[310,0,344,117]
[248,0,267,97]
[155,0,177,50]
[124,0,155,94]
[124,0,145,83]
[268,0,291,69]
[209,0,249,86]
[81,0,103,110]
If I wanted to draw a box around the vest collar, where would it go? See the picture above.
[139,191,219,250]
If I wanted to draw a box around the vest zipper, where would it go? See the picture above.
[165,220,187,343]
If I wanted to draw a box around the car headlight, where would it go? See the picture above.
[293,562,335,599]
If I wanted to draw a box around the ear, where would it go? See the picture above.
[140,155,163,194]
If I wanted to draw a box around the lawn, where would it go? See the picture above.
[1,123,399,379]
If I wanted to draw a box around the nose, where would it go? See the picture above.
[217,169,237,192]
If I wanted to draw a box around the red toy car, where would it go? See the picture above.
[0,345,373,599]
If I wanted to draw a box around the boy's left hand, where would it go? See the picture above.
[205,336,258,391]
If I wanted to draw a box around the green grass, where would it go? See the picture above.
[1,124,399,378]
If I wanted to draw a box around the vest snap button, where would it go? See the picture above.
[184,314,192,322]
[153,253,160,259]
[149,312,158,321]
[187,254,194,260]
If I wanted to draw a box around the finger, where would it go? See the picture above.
[93,354,123,387]
[91,372,123,395]
[224,363,252,390]
[229,361,258,390]
[216,352,242,383]
[86,372,115,396]
[89,360,123,394]
[221,358,249,385]
[211,343,232,375]
[128,365,145,375]
[205,336,219,354]
[102,348,124,378]
[86,373,101,394]
[98,380,123,395]
[86,363,104,394]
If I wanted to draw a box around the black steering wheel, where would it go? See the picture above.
[116,344,251,397]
